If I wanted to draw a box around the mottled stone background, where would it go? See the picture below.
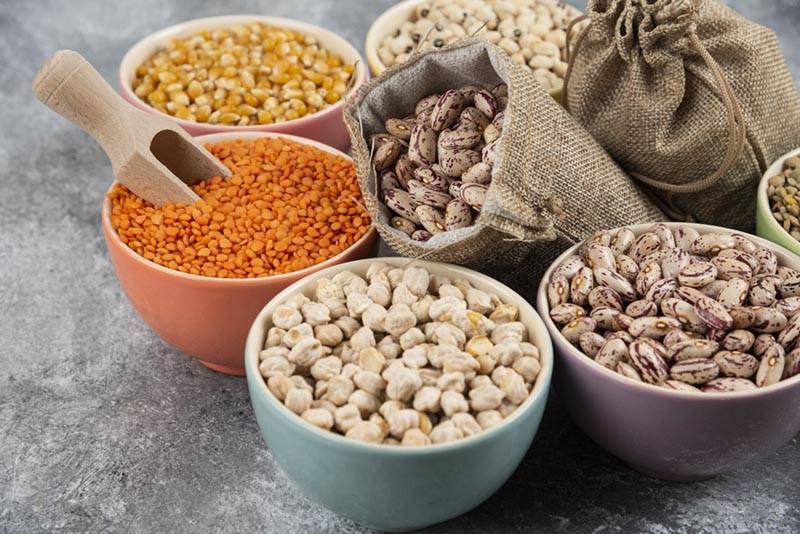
[1,0,799,532]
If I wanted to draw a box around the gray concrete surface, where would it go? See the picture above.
[2,0,800,532]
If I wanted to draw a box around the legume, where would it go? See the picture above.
[132,23,354,125]
[109,137,371,278]
[376,0,586,93]
[767,156,800,240]
[259,264,542,445]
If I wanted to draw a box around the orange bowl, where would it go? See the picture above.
[101,132,378,375]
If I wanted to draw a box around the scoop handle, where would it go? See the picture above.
[32,50,132,161]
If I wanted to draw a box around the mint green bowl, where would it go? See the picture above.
[756,147,800,255]
[245,258,553,532]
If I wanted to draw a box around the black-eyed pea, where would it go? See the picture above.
[451,412,482,437]
[272,304,303,329]
[345,421,383,443]
[301,408,334,430]
[441,390,469,416]
[265,326,286,347]
[284,387,313,415]
[476,410,503,430]
[322,375,354,406]
[429,421,464,444]
[267,374,294,401]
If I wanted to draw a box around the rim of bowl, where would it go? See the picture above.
[757,147,800,247]
[102,131,377,286]
[537,221,800,401]
[246,257,554,454]
[119,15,367,133]
[363,0,572,98]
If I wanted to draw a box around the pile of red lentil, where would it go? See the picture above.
[108,137,370,278]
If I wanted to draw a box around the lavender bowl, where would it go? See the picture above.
[536,222,800,481]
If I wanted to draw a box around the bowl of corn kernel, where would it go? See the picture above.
[119,16,366,151]
[102,131,378,376]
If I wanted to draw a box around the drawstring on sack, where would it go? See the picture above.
[562,9,747,199]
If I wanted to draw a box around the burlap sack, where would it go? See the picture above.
[564,0,800,230]
[344,39,663,292]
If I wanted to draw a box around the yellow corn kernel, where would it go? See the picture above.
[195,105,212,121]
[257,110,273,124]
[218,112,241,124]
[187,80,204,99]
[324,90,340,104]
[147,90,167,104]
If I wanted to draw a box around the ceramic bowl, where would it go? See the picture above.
[536,222,800,481]
[756,147,800,256]
[364,0,568,101]
[102,132,378,375]
[245,258,553,531]
[119,15,366,151]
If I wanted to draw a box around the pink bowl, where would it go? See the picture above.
[536,222,800,481]
[102,132,378,375]
[118,15,366,151]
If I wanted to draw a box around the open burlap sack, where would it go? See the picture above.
[564,0,800,230]
[344,39,663,292]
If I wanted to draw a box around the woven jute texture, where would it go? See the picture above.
[565,0,800,231]
[343,39,663,293]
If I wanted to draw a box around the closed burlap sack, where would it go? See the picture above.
[344,39,663,292]
[564,0,800,230]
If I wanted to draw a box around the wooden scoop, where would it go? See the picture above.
[32,50,231,206]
